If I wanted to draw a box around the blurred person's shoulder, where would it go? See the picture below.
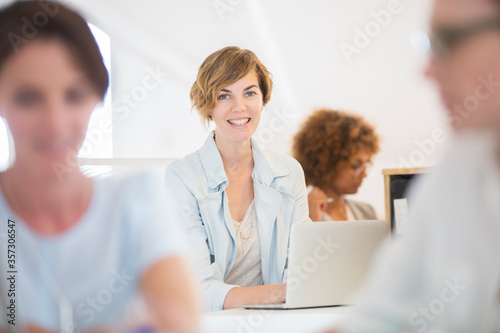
[407,130,500,222]
[95,171,164,201]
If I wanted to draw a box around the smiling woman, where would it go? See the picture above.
[164,46,311,311]
[190,46,272,126]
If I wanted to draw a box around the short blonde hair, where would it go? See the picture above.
[190,46,273,125]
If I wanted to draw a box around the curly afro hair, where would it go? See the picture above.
[292,109,380,187]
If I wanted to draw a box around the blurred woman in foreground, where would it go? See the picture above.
[328,0,500,331]
[0,1,199,332]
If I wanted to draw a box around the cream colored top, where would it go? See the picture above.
[224,200,263,287]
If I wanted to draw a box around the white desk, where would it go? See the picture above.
[201,306,352,333]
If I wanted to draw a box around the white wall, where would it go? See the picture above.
[1,0,453,217]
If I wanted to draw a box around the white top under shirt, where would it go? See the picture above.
[224,200,263,287]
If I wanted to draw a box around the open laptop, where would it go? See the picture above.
[240,220,389,310]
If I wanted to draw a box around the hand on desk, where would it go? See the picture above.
[268,282,287,304]
[223,283,287,309]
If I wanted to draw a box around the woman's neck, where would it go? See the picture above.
[0,164,93,234]
[324,188,346,219]
[214,132,253,174]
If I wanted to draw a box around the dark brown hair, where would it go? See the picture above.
[292,109,380,187]
[190,46,273,125]
[0,0,109,99]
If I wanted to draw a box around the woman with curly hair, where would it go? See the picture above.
[292,109,380,222]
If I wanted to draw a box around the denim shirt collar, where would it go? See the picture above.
[198,131,289,191]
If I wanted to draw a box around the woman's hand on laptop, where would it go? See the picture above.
[268,283,287,304]
[223,283,287,309]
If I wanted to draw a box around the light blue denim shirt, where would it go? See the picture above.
[164,132,310,311]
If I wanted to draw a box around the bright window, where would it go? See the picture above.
[0,23,113,172]
[0,119,10,171]
[79,24,113,158]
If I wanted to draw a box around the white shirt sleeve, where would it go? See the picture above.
[336,131,500,333]
[164,164,238,312]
